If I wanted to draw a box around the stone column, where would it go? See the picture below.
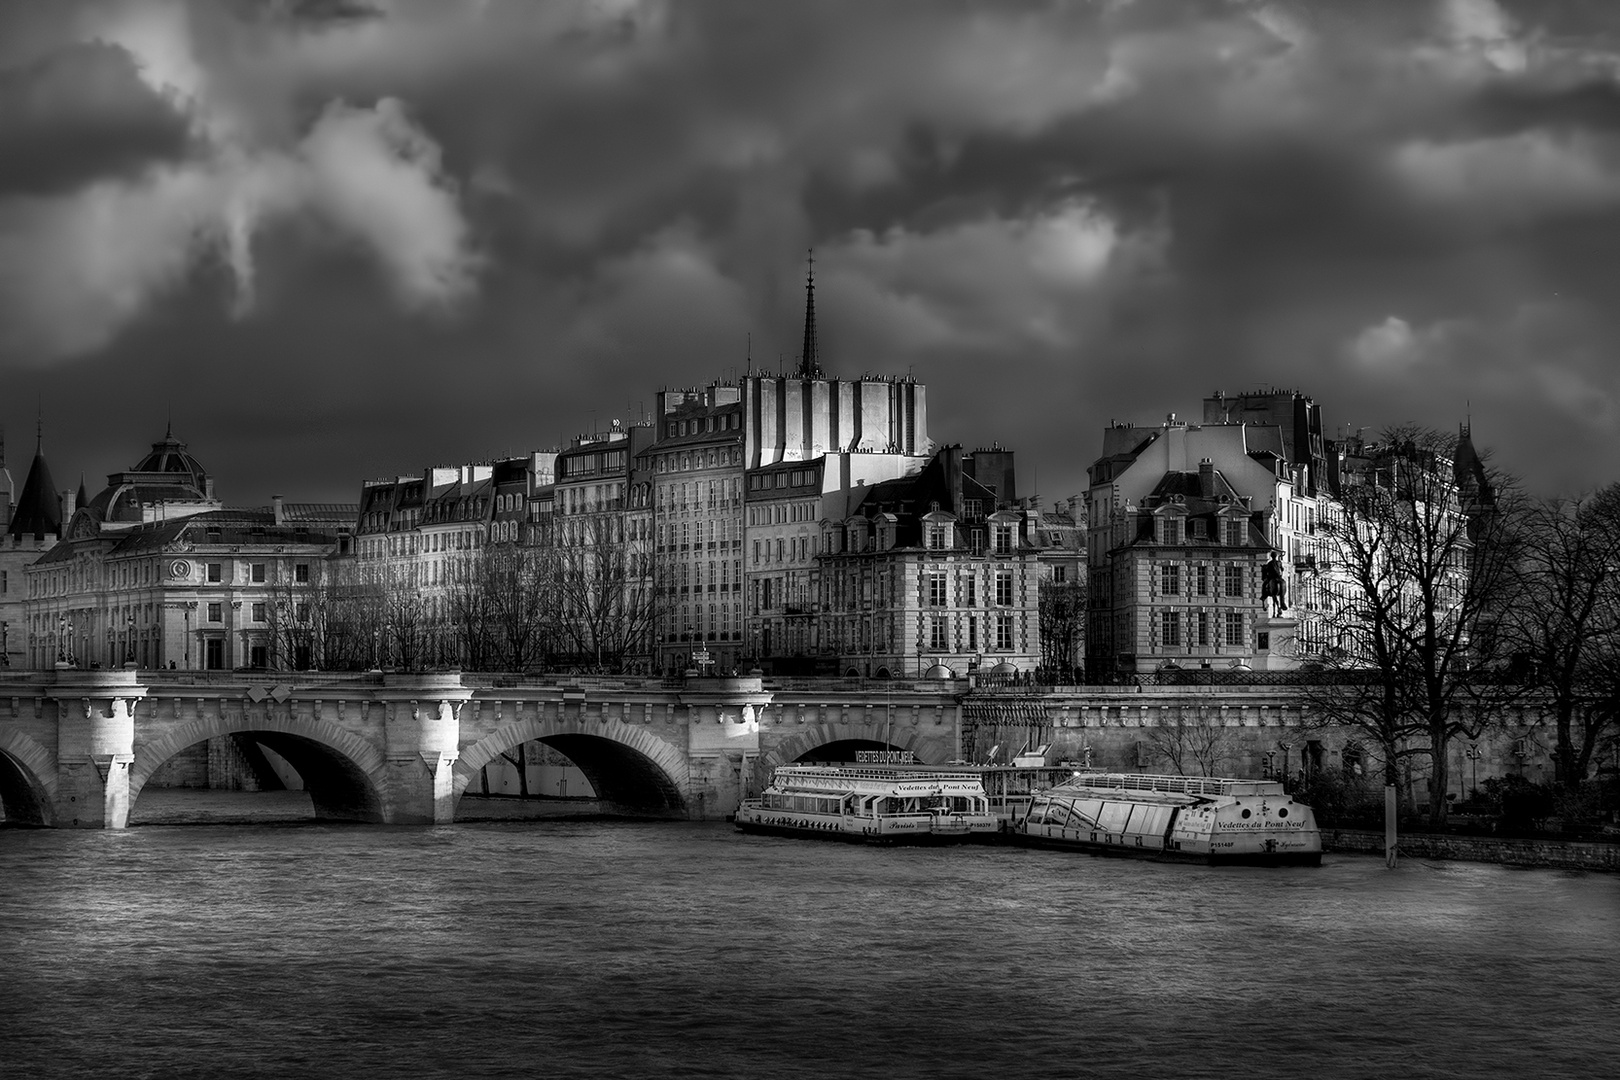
[49,670,148,829]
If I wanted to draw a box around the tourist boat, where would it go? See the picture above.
[734,760,1000,844]
[1015,772,1322,866]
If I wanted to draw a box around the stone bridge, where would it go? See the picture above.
[0,669,1551,828]
[0,670,965,828]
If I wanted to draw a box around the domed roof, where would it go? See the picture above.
[71,427,217,534]
[923,663,956,679]
[987,661,1017,674]
[129,428,210,489]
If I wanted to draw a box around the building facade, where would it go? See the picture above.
[23,431,353,671]
[814,446,1042,679]
[1087,409,1336,678]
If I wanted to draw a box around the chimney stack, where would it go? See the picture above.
[62,487,77,519]
[1198,458,1216,498]
[272,494,284,526]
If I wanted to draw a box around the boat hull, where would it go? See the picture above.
[734,809,997,845]
[1014,829,1322,866]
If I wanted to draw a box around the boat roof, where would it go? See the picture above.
[768,763,987,795]
[1051,772,1287,798]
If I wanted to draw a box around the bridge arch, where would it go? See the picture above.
[753,723,939,789]
[130,711,391,823]
[454,717,689,816]
[0,729,57,826]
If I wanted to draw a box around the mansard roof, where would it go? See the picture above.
[7,448,61,541]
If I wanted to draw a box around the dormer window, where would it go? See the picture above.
[992,524,1014,555]
[926,523,947,550]
[1191,520,1207,539]
[1160,518,1182,545]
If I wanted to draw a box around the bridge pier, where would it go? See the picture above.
[381,674,473,825]
[49,670,148,829]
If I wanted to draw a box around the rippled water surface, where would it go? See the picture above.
[2,819,1616,1079]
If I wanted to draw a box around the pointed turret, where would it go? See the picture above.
[8,433,62,541]
[798,249,822,380]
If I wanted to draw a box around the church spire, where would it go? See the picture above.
[798,249,822,380]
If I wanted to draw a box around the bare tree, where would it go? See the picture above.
[1310,424,1523,858]
[1038,578,1085,683]
[441,543,560,672]
[1143,707,1231,777]
[553,513,657,672]
[1502,485,1620,807]
[313,557,385,670]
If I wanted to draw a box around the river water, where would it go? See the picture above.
[2,816,1616,1080]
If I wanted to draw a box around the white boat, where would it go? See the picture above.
[734,763,1000,844]
[1015,772,1322,866]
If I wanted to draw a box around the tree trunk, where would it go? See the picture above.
[1383,746,1399,869]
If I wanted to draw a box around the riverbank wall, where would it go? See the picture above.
[1323,828,1620,872]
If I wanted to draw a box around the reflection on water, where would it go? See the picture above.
[1,821,1616,1080]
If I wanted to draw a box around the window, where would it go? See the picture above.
[207,602,222,623]
[926,523,946,550]
[995,614,1013,650]
[1223,565,1244,597]
[1225,611,1244,647]
[296,602,310,622]
[1197,610,1209,647]
[929,616,948,650]
[1160,564,1180,596]
[927,571,947,607]
[1161,610,1182,647]
[965,576,977,608]
[1161,518,1182,545]
[1053,565,1067,583]
[995,569,1013,606]
[207,563,222,583]
[1195,565,1208,596]
[251,603,266,622]
[249,644,267,670]
[251,563,266,583]
[295,563,310,583]
[967,617,978,650]
[205,639,224,670]
[1224,518,1246,546]
[992,525,1014,555]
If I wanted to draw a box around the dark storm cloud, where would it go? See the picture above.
[0,41,193,195]
[4,0,1620,506]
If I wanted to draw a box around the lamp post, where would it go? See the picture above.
[1464,744,1482,802]
[125,614,136,666]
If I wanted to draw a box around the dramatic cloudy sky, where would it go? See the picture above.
[2,0,1618,507]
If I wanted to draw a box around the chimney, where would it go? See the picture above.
[1198,458,1216,498]
[205,478,215,500]
[272,494,284,526]
[62,487,77,518]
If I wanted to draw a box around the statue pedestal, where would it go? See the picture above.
[1253,615,1299,672]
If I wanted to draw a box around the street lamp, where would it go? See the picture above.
[126,614,136,666]
[1464,744,1482,802]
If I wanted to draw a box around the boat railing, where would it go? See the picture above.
[1054,772,1283,798]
